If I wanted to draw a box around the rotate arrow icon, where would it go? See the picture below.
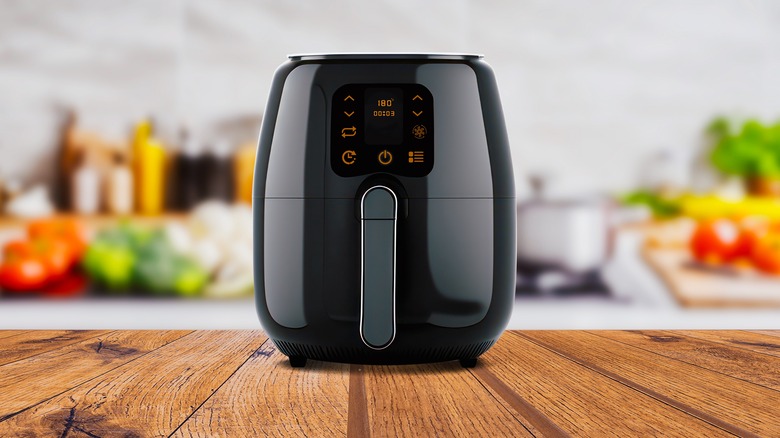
[341,126,357,138]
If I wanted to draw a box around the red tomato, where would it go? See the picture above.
[4,239,35,258]
[3,238,74,280]
[690,218,744,264]
[0,254,48,292]
[27,218,84,239]
[751,233,780,275]
[27,218,87,260]
[42,272,87,298]
[32,238,74,279]
[736,216,773,258]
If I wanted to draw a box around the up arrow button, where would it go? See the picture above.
[412,95,423,101]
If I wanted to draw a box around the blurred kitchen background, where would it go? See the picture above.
[1,0,779,329]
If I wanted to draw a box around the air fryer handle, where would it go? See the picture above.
[360,186,397,350]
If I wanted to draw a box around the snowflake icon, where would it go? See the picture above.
[412,124,427,140]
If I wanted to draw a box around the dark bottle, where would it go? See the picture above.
[174,132,204,211]
[201,142,234,202]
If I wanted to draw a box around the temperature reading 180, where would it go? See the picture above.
[365,88,403,145]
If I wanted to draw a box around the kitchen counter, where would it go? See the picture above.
[3,296,780,331]
[0,330,777,436]
[3,222,780,331]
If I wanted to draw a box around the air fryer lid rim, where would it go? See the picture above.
[288,53,484,61]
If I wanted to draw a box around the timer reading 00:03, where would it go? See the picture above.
[373,110,395,117]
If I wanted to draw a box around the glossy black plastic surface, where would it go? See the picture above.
[254,54,515,365]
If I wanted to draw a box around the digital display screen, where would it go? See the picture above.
[364,88,403,145]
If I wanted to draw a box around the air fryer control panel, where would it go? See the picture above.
[331,84,434,177]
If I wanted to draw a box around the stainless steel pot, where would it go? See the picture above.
[516,176,614,274]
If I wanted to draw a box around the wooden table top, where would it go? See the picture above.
[0,330,778,437]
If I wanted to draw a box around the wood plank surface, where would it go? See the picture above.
[173,340,349,438]
[0,331,265,437]
[675,330,780,358]
[0,330,110,367]
[0,330,777,437]
[750,330,780,338]
[594,330,780,391]
[363,361,535,437]
[0,213,186,231]
[349,364,370,437]
[643,246,780,307]
[0,330,190,421]
[469,365,568,437]
[0,331,28,341]
[524,331,780,436]
[478,332,729,436]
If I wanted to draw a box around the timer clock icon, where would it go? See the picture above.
[342,150,357,165]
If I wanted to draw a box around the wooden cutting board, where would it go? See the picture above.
[643,246,780,307]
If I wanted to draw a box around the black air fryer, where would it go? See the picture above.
[254,53,515,367]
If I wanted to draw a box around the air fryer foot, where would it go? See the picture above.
[459,358,478,368]
[289,356,307,368]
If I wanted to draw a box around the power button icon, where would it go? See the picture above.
[378,150,393,165]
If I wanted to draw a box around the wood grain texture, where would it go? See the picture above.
[470,365,568,437]
[0,331,28,341]
[594,330,780,391]
[0,330,264,437]
[750,330,780,338]
[173,339,349,438]
[0,330,190,420]
[524,331,780,436]
[0,330,777,436]
[676,330,780,358]
[0,330,110,367]
[364,361,534,437]
[482,332,731,436]
[348,364,370,438]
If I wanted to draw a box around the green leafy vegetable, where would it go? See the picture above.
[82,224,208,296]
[622,190,681,218]
[709,118,780,178]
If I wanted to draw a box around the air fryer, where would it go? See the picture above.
[254,53,515,367]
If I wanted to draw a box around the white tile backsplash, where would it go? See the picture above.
[0,0,777,196]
